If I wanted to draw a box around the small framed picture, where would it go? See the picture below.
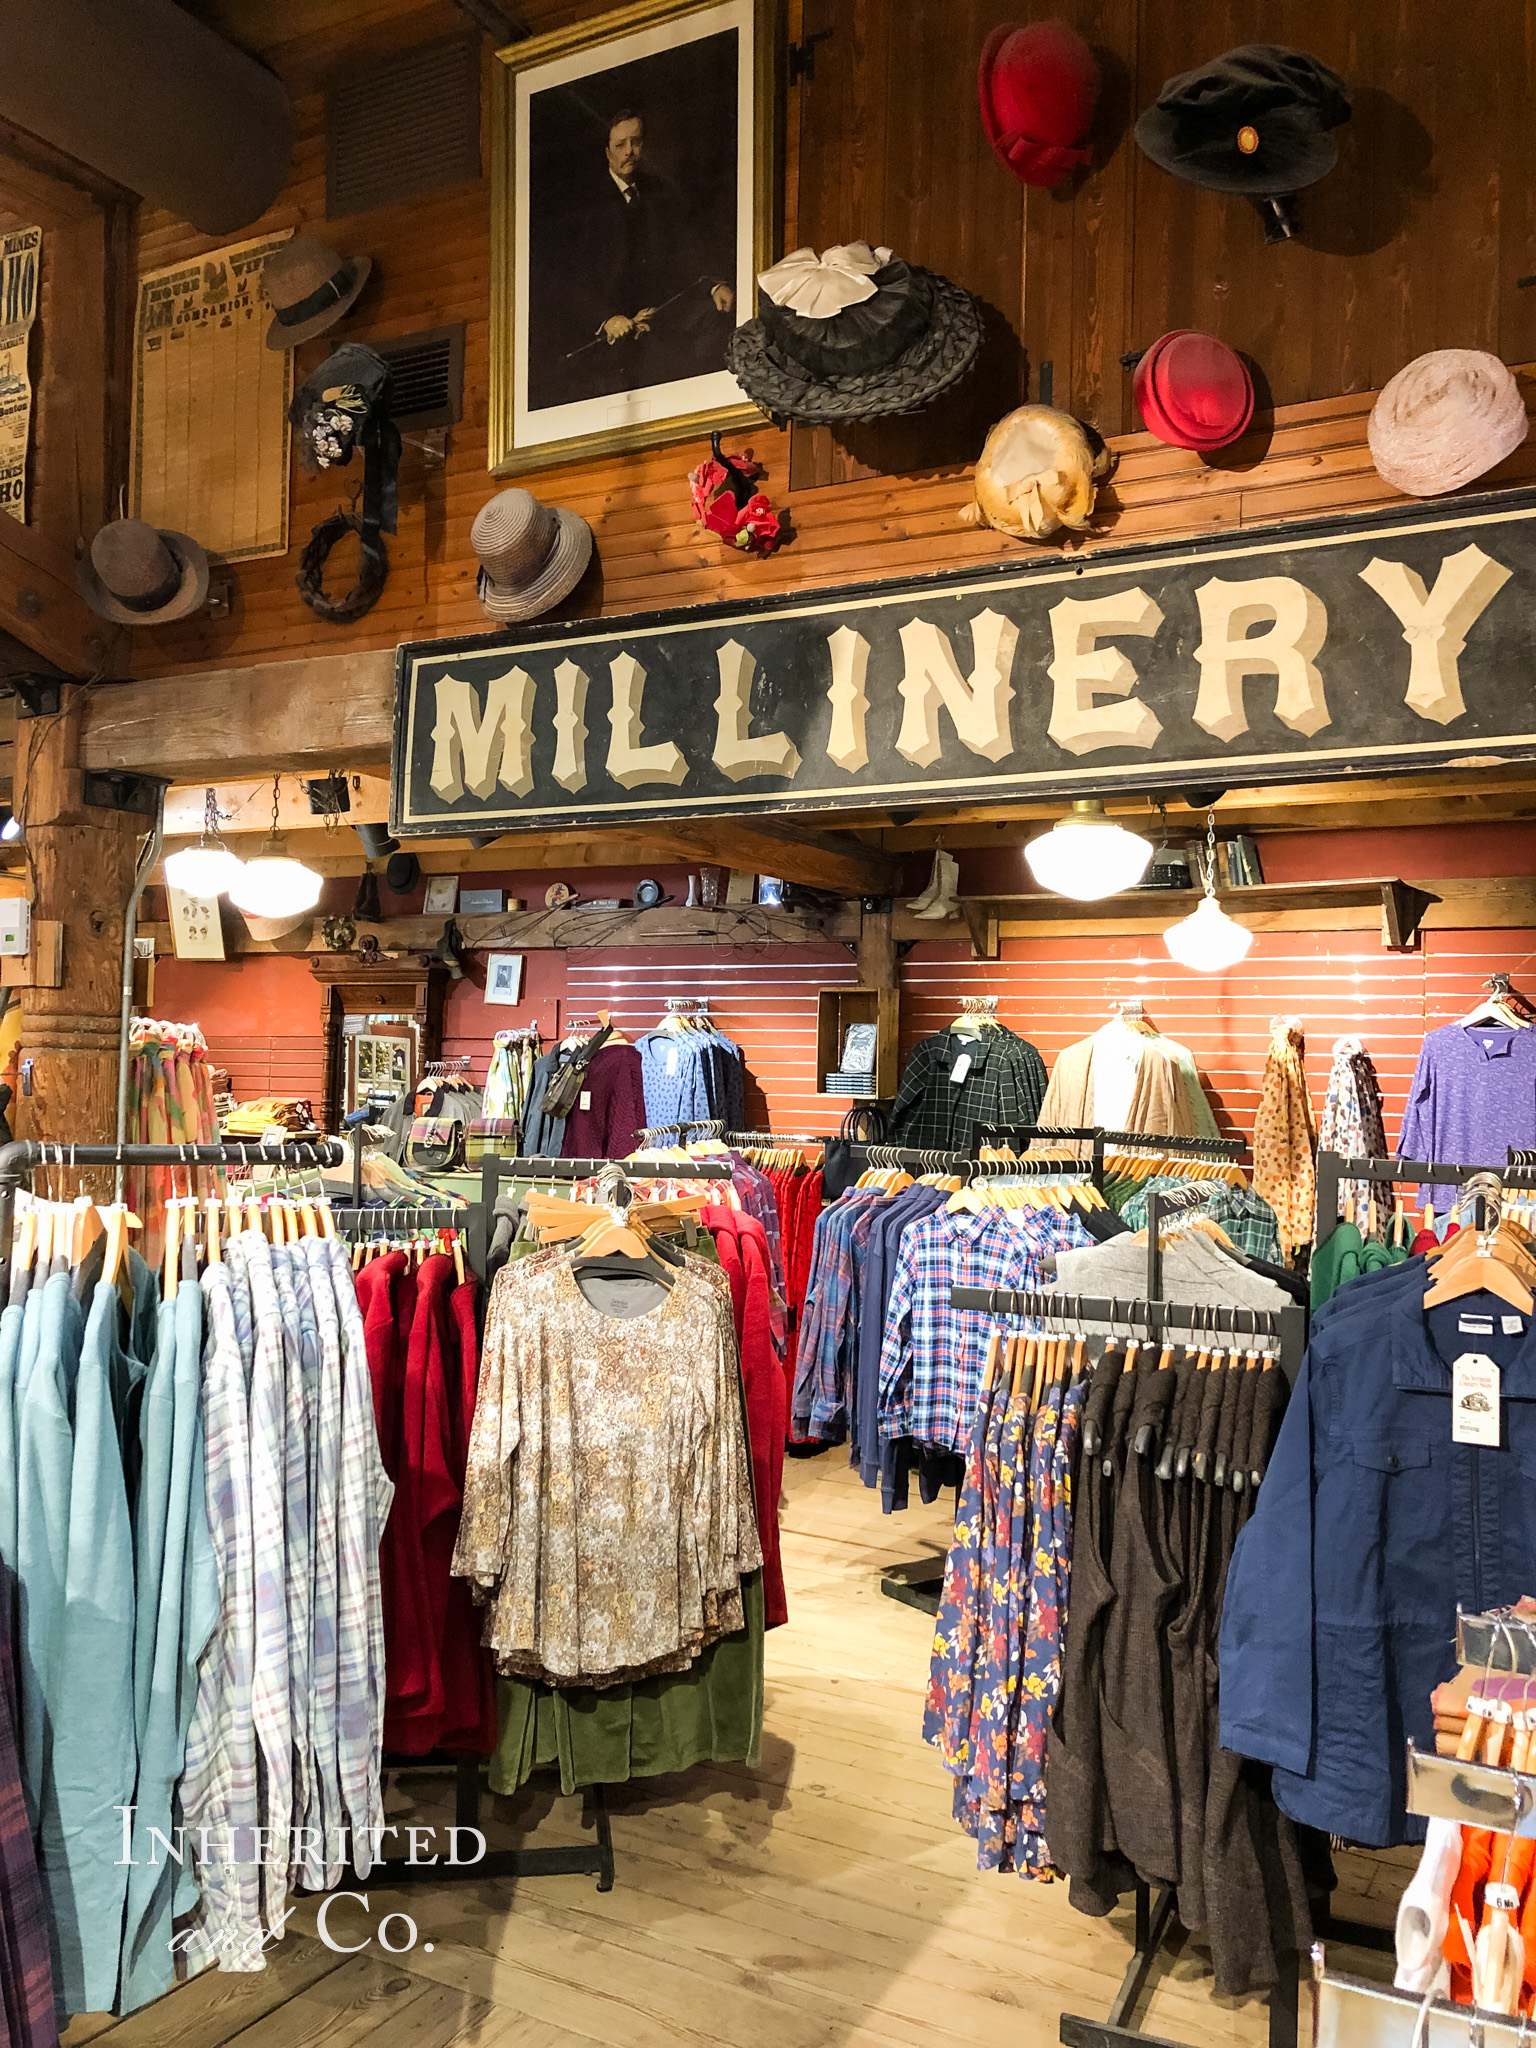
[166,885,225,960]
[485,952,526,1006]
[423,874,459,915]
[756,875,784,908]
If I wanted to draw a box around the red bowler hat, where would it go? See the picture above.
[1133,329,1255,451]
[978,19,1099,188]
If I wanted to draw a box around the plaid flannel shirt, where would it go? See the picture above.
[889,1029,1048,1155]
[792,1192,880,1437]
[1119,1176,1282,1265]
[878,1206,1091,1452]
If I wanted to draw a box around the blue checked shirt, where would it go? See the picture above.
[1118,1176,1282,1265]
[792,1191,882,1438]
[878,1207,1092,1452]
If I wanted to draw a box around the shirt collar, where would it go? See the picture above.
[610,169,635,199]
[1460,1024,1522,1061]
[1391,1284,1536,1396]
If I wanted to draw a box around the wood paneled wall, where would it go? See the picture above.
[124,0,1536,685]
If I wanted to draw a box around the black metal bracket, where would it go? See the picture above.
[1060,1893,1303,2048]
[81,770,170,818]
[788,27,833,81]
[306,772,352,817]
[1380,877,1439,951]
[10,675,61,719]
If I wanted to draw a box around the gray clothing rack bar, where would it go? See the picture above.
[1314,1148,1536,1250]
[0,1137,345,1259]
[950,1285,1306,1380]
[473,1152,733,1283]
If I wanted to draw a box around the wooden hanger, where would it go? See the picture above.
[1424,1193,1536,1312]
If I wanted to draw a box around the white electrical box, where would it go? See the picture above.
[0,900,30,956]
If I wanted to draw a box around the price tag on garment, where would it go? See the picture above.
[1453,1352,1502,1446]
[579,1091,592,1112]
[666,1047,679,1075]
[949,1052,972,1085]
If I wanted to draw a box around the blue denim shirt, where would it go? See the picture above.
[1220,1284,1536,1848]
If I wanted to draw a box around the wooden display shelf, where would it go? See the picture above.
[816,985,900,1098]
[959,877,1441,954]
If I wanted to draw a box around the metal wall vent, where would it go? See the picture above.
[373,325,465,430]
[326,34,481,220]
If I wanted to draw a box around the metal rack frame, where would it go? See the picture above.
[1314,1148,1536,1250]
[470,1151,733,1282]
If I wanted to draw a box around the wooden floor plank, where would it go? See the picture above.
[79,1937,349,2047]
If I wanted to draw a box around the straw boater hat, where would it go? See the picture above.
[262,231,372,351]
[471,489,593,624]
[1368,350,1529,498]
[240,909,311,947]
[726,242,982,425]
[76,516,209,626]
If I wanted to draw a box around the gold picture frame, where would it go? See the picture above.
[489,0,777,476]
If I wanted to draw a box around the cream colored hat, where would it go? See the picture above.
[960,404,1115,540]
[471,489,593,624]
[1368,350,1528,498]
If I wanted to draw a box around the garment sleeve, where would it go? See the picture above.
[450,1277,521,1591]
[888,1038,938,1141]
[1396,1040,1435,1160]
[1217,1355,1316,1776]
[876,1234,918,1443]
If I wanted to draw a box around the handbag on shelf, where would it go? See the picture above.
[407,1116,465,1173]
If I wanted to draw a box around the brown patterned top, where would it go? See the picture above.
[453,1253,762,1687]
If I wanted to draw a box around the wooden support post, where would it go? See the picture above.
[856,903,902,1099]
[13,684,143,1181]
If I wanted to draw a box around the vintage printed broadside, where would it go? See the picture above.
[132,230,292,561]
[0,227,41,525]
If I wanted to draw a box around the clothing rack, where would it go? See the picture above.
[846,1142,1092,1180]
[357,1758,614,1895]
[0,1137,344,1256]
[725,1129,827,1148]
[972,1125,1109,1189]
[948,1284,1307,1381]
[1314,1149,1536,1250]
[1307,1947,1532,2048]
[421,1055,474,1076]
[1145,1185,1212,1300]
[470,1152,733,1280]
[1098,1127,1246,1158]
[952,1281,1379,2048]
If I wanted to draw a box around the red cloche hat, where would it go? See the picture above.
[1133,329,1255,451]
[978,20,1099,188]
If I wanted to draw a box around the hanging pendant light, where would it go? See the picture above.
[1024,799,1153,901]
[1164,808,1254,973]
[229,773,323,919]
[165,785,246,896]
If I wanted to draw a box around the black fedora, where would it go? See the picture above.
[1135,44,1350,198]
[726,241,981,426]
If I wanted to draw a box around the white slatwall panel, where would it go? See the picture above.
[558,946,860,1135]
[900,930,1536,1150]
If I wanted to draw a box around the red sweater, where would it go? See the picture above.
[702,1205,788,1629]
[559,1042,647,1160]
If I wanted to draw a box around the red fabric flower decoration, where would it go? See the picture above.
[688,433,785,557]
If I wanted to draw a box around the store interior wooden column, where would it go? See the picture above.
[12,683,144,1173]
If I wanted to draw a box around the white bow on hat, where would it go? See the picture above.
[757,241,895,320]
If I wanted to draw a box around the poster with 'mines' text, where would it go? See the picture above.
[0,227,41,526]
[132,229,292,561]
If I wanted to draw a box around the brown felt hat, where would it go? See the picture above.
[76,517,210,626]
[471,488,593,624]
[263,231,372,350]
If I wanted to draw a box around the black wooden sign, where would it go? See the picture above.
[392,488,1536,835]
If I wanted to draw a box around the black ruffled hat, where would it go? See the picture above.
[727,247,981,425]
[1135,44,1350,198]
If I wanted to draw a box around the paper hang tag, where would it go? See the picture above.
[949,1052,973,1086]
[579,1091,591,1112]
[666,1047,680,1075]
[1453,1352,1502,1446]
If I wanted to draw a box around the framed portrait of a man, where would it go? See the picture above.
[490,0,776,474]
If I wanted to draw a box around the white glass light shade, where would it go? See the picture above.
[1024,801,1153,901]
[1163,894,1255,974]
[165,842,245,896]
[229,837,322,918]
